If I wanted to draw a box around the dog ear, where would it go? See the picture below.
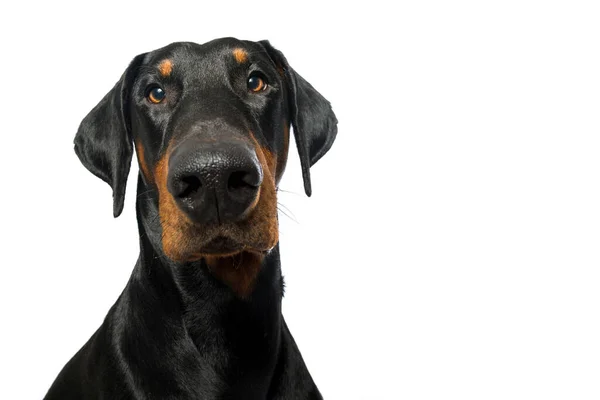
[259,41,338,196]
[74,53,146,217]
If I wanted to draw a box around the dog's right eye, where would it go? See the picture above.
[147,87,166,104]
[247,75,267,92]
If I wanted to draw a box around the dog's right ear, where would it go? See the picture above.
[74,53,146,218]
[259,41,338,197]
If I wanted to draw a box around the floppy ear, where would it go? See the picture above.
[259,41,338,196]
[74,53,146,217]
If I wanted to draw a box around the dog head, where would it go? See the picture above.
[74,38,337,293]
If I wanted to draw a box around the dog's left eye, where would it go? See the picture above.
[247,75,267,92]
[147,87,166,104]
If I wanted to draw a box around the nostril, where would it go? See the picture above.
[228,171,259,192]
[177,175,202,198]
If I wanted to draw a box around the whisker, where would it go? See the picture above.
[277,201,294,215]
[276,188,301,196]
[277,201,297,219]
[277,204,298,224]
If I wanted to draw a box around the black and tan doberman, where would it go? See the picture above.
[45,38,337,399]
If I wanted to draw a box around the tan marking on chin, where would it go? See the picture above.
[205,251,265,298]
[232,48,248,64]
[158,59,173,77]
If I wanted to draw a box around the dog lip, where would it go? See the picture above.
[199,235,243,254]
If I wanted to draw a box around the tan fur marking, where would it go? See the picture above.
[247,131,279,248]
[205,252,264,298]
[155,142,193,261]
[135,139,152,183]
[232,48,248,64]
[158,59,173,77]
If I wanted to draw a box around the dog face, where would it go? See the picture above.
[131,40,291,263]
[73,38,336,288]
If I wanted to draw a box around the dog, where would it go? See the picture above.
[44,38,337,399]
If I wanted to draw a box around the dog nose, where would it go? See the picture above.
[167,141,263,224]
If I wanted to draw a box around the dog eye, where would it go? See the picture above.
[147,87,166,104]
[247,75,267,92]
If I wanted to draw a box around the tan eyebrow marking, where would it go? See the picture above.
[158,59,173,77]
[232,48,248,64]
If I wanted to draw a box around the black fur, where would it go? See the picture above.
[45,38,336,399]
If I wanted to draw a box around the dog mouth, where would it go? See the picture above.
[199,235,244,255]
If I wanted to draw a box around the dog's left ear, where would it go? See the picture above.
[259,41,338,196]
[74,53,146,217]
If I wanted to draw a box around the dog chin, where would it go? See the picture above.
[179,236,271,262]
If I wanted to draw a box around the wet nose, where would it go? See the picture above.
[167,140,263,224]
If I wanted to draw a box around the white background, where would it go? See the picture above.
[1,1,599,399]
